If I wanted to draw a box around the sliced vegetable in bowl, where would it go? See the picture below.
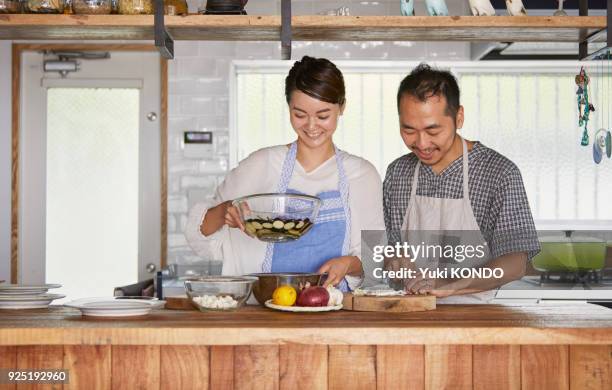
[244,217,313,241]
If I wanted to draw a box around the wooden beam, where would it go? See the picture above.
[0,15,606,43]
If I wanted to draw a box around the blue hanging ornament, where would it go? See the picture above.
[575,67,593,146]
[593,141,603,163]
[593,129,607,164]
[581,128,590,146]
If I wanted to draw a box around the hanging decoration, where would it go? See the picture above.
[591,50,612,164]
[593,129,606,164]
[607,50,612,159]
[575,66,595,146]
[594,58,605,164]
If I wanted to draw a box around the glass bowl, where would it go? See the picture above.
[232,193,321,243]
[184,276,257,311]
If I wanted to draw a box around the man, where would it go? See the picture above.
[383,64,540,301]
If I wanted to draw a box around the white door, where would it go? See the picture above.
[19,50,161,300]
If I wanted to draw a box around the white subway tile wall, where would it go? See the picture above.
[168,0,473,267]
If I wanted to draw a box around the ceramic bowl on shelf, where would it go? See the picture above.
[232,193,321,243]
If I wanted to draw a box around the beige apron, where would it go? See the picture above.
[401,138,496,304]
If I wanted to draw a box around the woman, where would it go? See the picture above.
[186,56,384,291]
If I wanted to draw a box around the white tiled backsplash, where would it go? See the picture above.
[168,0,472,267]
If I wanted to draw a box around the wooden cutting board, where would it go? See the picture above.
[342,293,435,312]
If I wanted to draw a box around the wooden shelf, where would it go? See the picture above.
[0,15,607,43]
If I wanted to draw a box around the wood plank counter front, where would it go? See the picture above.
[0,304,611,389]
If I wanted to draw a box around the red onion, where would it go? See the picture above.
[296,286,330,307]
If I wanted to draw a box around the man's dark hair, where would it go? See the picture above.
[285,56,346,106]
[396,63,460,118]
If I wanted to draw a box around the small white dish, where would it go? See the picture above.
[264,299,342,312]
[0,293,65,309]
[64,297,165,317]
[0,284,62,296]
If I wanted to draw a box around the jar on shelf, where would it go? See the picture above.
[24,0,65,13]
[118,0,153,14]
[164,0,187,15]
[0,0,21,13]
[72,0,111,14]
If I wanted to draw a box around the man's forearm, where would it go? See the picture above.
[433,252,527,296]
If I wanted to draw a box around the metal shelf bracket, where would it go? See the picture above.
[580,0,610,60]
[281,0,292,60]
[154,0,174,59]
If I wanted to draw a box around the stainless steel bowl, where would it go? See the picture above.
[249,272,323,306]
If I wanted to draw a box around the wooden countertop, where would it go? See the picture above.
[1,304,611,346]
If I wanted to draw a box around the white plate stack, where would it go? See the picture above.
[64,297,165,317]
[0,284,65,309]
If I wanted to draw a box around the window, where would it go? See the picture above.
[232,61,612,228]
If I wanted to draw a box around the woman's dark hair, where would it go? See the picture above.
[397,63,460,118]
[285,56,346,106]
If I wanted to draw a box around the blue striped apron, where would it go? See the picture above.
[261,142,351,291]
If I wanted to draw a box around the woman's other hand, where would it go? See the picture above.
[317,256,363,287]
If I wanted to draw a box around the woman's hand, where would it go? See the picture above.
[224,203,245,231]
[317,256,363,287]
[200,200,244,236]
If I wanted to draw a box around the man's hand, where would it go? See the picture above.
[404,274,435,295]
[383,256,415,290]
[422,252,528,297]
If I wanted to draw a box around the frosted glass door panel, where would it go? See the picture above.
[46,88,139,301]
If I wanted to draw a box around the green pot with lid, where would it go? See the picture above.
[532,235,607,272]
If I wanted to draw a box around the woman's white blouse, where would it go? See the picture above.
[185,145,385,290]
